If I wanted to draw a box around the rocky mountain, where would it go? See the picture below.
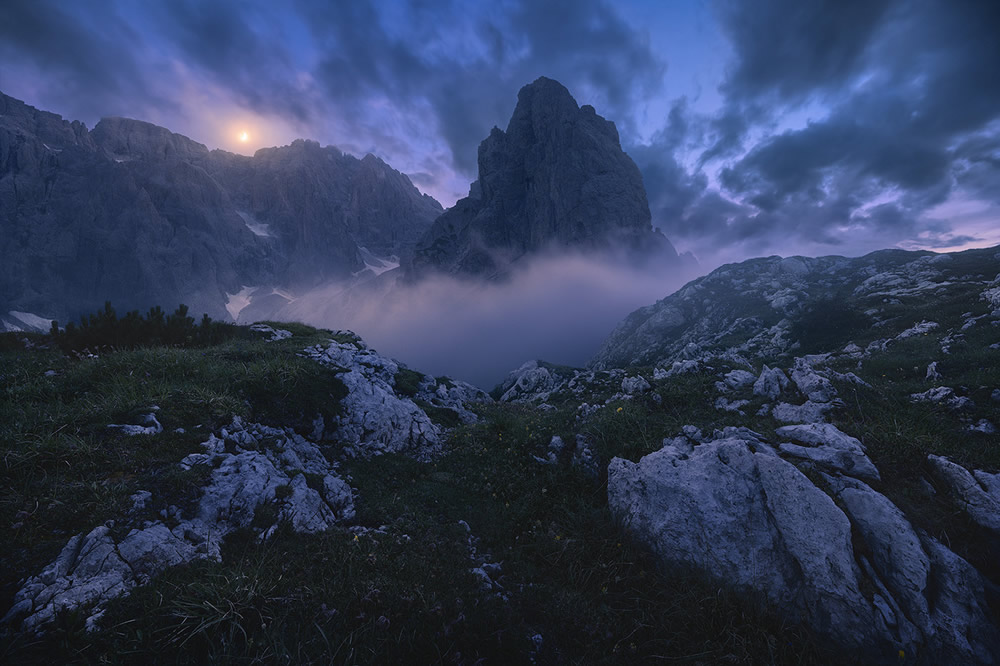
[408,77,687,280]
[592,245,1000,370]
[0,92,441,326]
[489,243,1000,662]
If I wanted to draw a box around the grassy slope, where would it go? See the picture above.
[1,301,997,663]
[0,325,825,665]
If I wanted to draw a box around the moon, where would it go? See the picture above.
[239,131,249,142]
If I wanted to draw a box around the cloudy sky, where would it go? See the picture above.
[2,0,998,268]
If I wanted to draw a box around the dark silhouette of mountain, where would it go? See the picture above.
[0,92,441,324]
[408,77,687,280]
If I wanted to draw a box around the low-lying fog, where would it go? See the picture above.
[276,254,698,390]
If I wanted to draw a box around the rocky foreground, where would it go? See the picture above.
[3,328,488,636]
[1,245,998,663]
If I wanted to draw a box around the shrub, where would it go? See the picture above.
[50,302,247,352]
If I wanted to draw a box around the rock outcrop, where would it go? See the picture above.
[592,246,1000,369]
[3,418,355,633]
[608,427,1000,664]
[3,330,491,635]
[408,77,684,279]
[302,334,490,460]
[926,455,1000,536]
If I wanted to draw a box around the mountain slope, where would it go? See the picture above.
[0,93,441,324]
[592,245,1000,369]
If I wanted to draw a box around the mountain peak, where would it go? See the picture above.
[409,77,679,279]
[91,116,208,161]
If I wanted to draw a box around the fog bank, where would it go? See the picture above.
[277,254,698,390]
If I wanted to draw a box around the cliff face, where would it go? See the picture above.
[0,92,441,322]
[409,77,680,279]
[203,143,441,285]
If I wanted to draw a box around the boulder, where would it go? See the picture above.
[771,400,834,424]
[722,369,756,391]
[909,387,974,411]
[775,423,880,480]
[621,375,651,395]
[926,455,1000,536]
[925,361,942,381]
[497,360,563,403]
[790,357,838,403]
[303,340,444,460]
[753,365,789,400]
[608,431,1000,662]
[608,435,877,654]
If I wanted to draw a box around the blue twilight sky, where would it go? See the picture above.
[1,0,999,268]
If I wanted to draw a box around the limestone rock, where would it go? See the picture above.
[107,412,162,436]
[896,320,939,340]
[926,455,1000,536]
[621,375,651,395]
[753,365,789,400]
[303,340,442,460]
[415,376,490,425]
[714,397,749,414]
[608,431,1000,662]
[771,400,834,424]
[775,423,880,480]
[926,361,942,381]
[909,387,974,411]
[790,357,838,403]
[496,360,571,404]
[249,323,292,341]
[4,418,354,633]
[969,419,997,434]
[608,435,875,653]
[721,369,756,391]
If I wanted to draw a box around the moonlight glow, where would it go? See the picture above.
[239,131,249,142]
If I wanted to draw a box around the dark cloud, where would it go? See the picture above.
[632,101,710,234]
[715,0,896,103]
[150,1,315,122]
[696,0,894,161]
[0,0,170,121]
[2,0,998,265]
[685,0,1000,258]
[295,0,667,175]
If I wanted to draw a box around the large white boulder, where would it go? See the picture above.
[608,430,999,662]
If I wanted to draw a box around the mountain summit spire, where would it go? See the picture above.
[408,77,680,279]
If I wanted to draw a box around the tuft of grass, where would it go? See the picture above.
[0,329,348,619]
[392,368,426,398]
[413,400,462,428]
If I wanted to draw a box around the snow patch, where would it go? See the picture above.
[225,286,258,321]
[237,211,274,238]
[8,311,55,332]
[357,247,400,277]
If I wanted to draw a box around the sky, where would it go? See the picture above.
[2,0,999,269]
